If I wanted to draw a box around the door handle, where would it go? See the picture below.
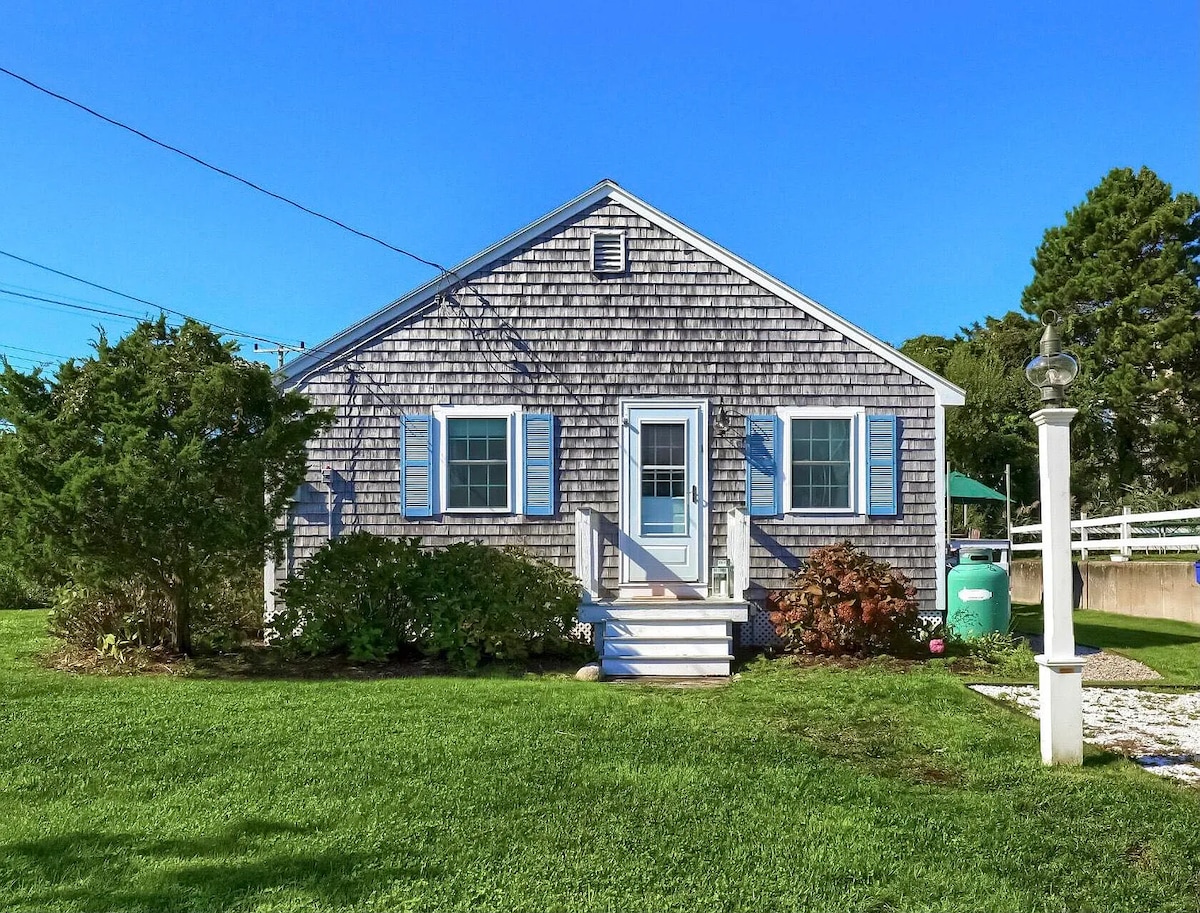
[692,485,698,504]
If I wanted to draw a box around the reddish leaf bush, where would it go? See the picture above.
[767,542,921,656]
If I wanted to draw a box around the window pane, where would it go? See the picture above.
[446,416,509,509]
[639,422,687,535]
[791,418,852,510]
[641,423,685,467]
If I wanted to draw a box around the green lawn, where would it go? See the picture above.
[3,610,1200,913]
[1012,603,1200,684]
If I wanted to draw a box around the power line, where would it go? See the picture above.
[0,65,448,275]
[0,64,543,387]
[0,248,293,346]
[0,342,70,360]
[0,286,145,322]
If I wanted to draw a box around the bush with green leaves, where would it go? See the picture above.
[420,542,580,669]
[271,532,427,660]
[270,533,581,669]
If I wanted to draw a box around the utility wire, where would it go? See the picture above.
[0,341,70,360]
[0,248,293,347]
[0,65,449,275]
[0,287,145,322]
[0,65,548,390]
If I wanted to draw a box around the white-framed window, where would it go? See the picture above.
[432,405,523,514]
[777,406,865,514]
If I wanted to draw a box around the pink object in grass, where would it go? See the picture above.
[929,638,945,655]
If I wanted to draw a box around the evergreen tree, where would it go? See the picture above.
[1022,166,1200,501]
[0,318,331,653]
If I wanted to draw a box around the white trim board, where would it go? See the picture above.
[281,180,966,407]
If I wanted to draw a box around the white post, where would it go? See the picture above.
[575,508,601,602]
[1032,408,1083,766]
[1120,506,1132,558]
[1079,511,1088,563]
[727,508,751,600]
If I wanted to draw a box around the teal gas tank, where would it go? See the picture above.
[947,549,1010,638]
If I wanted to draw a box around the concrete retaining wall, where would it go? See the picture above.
[1011,559,1200,624]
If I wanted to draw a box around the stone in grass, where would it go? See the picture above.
[575,662,603,682]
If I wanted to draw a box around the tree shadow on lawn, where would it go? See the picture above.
[1,819,435,912]
[1011,605,1200,650]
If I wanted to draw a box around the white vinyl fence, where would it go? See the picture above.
[1011,507,1200,557]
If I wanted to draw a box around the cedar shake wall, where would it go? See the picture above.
[280,200,940,610]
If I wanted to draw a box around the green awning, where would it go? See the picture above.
[948,471,1007,503]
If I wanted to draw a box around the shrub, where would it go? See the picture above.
[0,561,49,610]
[767,542,921,656]
[270,534,582,669]
[421,542,580,670]
[271,532,427,658]
[48,581,175,654]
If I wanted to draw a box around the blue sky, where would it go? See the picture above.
[1,1,1196,371]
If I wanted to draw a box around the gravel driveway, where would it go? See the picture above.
[972,684,1200,784]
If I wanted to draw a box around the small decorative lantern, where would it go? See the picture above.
[1024,311,1079,406]
[711,557,732,598]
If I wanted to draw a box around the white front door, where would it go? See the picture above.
[620,402,706,592]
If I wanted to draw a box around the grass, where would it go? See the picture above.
[1012,603,1200,684]
[3,610,1200,912]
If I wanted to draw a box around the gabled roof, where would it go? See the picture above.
[281,180,965,406]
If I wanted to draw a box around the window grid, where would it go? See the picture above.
[446,417,509,509]
[791,418,852,510]
[639,422,687,535]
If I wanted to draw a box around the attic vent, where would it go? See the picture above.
[591,231,625,274]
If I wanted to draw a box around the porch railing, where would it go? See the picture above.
[575,508,602,602]
[727,507,751,600]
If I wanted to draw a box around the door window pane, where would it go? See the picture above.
[791,418,852,509]
[640,422,686,535]
[447,417,509,509]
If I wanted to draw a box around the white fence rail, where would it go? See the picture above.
[1011,507,1200,555]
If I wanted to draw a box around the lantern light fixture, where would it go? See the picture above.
[1024,311,1079,406]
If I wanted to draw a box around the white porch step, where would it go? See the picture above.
[579,600,746,678]
[604,619,732,640]
[604,637,732,659]
[603,657,734,677]
[579,602,748,624]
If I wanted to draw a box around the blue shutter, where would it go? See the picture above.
[401,414,434,517]
[745,415,782,517]
[866,415,899,516]
[523,413,555,516]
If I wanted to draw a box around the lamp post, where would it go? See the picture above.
[1024,311,1082,765]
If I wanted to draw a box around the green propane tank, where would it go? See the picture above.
[947,548,1011,638]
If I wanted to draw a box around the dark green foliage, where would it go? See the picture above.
[1022,167,1200,503]
[271,532,427,660]
[903,166,1200,513]
[902,313,1041,512]
[420,541,580,669]
[0,317,331,653]
[0,561,49,610]
[271,534,581,669]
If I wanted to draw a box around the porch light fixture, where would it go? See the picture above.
[714,405,742,437]
[1024,311,1079,406]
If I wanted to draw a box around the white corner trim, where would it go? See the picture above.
[775,406,866,515]
[431,404,524,514]
[280,180,966,407]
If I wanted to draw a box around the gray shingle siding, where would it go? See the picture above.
[280,199,940,611]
